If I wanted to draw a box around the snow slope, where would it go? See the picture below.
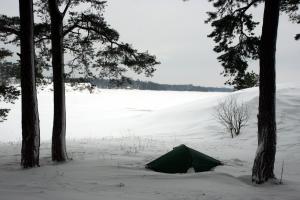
[0,84,218,142]
[0,83,300,200]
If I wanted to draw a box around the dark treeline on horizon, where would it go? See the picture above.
[65,77,233,92]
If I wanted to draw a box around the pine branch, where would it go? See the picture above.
[234,0,262,15]
[62,0,72,18]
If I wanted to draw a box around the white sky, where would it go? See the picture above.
[1,0,300,87]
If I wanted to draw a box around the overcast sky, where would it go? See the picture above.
[1,0,300,87]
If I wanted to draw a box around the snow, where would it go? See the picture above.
[1,83,300,199]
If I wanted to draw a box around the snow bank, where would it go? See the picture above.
[0,83,300,199]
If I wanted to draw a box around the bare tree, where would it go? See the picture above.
[215,95,249,138]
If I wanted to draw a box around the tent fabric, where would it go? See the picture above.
[146,144,222,173]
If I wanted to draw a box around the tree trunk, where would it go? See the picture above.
[49,0,67,162]
[19,0,40,168]
[252,0,280,184]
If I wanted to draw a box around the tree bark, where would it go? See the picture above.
[252,0,280,184]
[49,0,67,162]
[19,0,40,168]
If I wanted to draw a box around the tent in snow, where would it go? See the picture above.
[146,144,222,173]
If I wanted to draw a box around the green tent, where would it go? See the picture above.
[146,144,222,173]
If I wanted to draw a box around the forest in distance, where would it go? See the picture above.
[66,77,233,92]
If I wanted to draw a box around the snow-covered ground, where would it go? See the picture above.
[0,83,300,200]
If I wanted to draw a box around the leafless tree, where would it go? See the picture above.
[215,95,249,138]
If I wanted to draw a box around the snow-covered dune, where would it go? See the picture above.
[131,84,300,139]
[1,84,229,141]
[1,83,300,200]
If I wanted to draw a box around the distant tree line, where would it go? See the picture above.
[64,77,233,92]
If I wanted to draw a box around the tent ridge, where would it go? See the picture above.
[146,144,222,174]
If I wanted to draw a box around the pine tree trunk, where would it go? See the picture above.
[252,0,280,184]
[19,0,40,168]
[49,0,67,162]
